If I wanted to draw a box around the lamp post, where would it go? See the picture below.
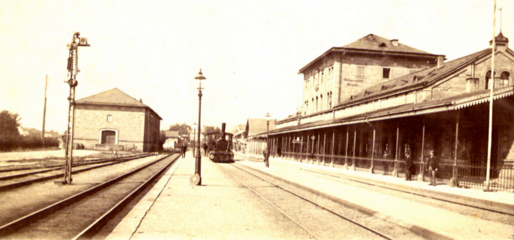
[62,32,90,185]
[265,112,271,167]
[192,122,197,157]
[190,69,205,186]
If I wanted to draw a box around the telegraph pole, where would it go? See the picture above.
[42,75,48,147]
[485,0,496,191]
[61,32,90,185]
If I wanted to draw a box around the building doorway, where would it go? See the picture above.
[101,130,116,145]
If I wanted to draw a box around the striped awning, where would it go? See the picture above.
[453,86,514,110]
[270,86,514,136]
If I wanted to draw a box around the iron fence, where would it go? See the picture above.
[279,151,514,193]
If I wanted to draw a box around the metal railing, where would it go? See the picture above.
[279,151,514,193]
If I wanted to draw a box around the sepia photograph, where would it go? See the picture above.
[0,0,513,239]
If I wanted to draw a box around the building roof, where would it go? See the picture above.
[271,86,514,135]
[336,48,492,107]
[76,88,162,120]
[163,130,179,138]
[229,124,246,134]
[246,118,276,137]
[343,34,432,55]
[299,34,444,73]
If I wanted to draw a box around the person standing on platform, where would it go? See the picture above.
[404,147,414,181]
[383,144,389,175]
[427,150,439,186]
[182,144,187,158]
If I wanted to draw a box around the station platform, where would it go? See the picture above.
[106,152,514,240]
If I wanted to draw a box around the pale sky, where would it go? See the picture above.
[1,0,513,133]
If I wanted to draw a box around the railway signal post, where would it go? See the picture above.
[190,69,206,186]
[61,32,90,184]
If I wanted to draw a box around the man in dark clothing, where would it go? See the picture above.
[382,145,389,175]
[182,144,187,158]
[405,149,414,181]
[427,150,439,186]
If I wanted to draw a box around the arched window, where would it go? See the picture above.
[485,70,496,89]
[500,71,510,87]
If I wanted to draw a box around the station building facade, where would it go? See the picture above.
[74,88,162,152]
[245,118,276,155]
[269,33,514,192]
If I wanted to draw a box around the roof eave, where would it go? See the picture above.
[298,47,444,74]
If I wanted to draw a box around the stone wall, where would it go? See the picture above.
[74,105,146,150]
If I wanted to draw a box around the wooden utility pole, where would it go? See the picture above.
[42,75,48,146]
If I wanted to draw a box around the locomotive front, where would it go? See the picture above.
[208,123,234,163]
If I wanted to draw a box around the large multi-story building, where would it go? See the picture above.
[269,33,514,192]
[300,34,444,116]
[74,88,162,152]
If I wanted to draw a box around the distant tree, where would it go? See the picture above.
[168,123,192,136]
[203,125,221,135]
[0,110,21,141]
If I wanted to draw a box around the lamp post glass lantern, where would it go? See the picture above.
[190,69,205,186]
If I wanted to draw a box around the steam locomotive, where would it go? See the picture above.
[206,123,234,163]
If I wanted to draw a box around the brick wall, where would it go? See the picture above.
[74,105,146,150]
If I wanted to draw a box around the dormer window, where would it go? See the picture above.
[379,43,386,47]
[381,84,396,91]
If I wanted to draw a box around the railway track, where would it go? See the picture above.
[220,163,410,240]
[0,154,154,190]
[299,168,514,220]
[0,153,150,174]
[0,153,179,239]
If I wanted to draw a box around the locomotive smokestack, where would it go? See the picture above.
[221,123,226,140]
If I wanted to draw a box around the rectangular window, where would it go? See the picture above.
[383,68,391,79]
[107,115,112,122]
[357,66,365,79]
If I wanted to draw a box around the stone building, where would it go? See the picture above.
[270,33,514,192]
[245,118,276,155]
[74,88,161,152]
[300,34,444,116]
[163,131,180,150]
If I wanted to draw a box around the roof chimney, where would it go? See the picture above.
[437,56,444,68]
[140,98,142,103]
[390,39,399,46]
